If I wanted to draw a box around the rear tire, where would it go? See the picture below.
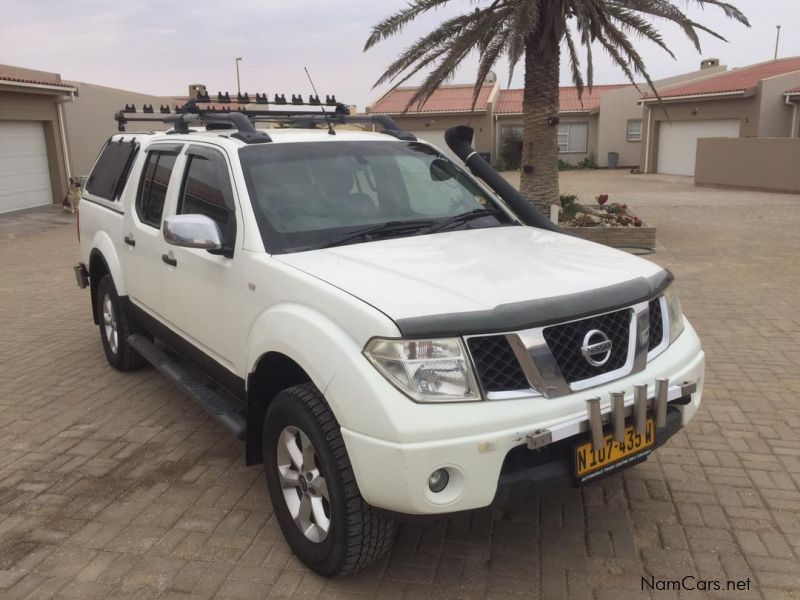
[96,275,146,371]
[263,383,396,576]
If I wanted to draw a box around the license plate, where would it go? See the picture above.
[574,418,655,484]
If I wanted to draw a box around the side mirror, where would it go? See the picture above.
[430,157,457,182]
[163,214,222,250]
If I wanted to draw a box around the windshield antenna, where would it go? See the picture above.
[304,67,335,136]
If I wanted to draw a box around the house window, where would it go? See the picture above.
[627,120,642,142]
[557,122,588,153]
[500,124,523,145]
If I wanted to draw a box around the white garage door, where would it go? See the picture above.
[407,129,460,162]
[0,121,54,214]
[657,119,740,176]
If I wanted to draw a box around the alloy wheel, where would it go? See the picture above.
[102,294,118,354]
[276,425,331,543]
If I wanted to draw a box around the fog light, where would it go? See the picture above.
[428,469,449,493]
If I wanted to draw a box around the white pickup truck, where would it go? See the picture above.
[75,100,704,576]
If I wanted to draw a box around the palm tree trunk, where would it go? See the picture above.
[519,29,561,216]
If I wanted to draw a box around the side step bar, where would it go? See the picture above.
[128,334,246,439]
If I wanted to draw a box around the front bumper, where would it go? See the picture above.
[335,323,705,515]
[492,404,683,508]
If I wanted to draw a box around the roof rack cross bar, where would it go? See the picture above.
[113,97,415,142]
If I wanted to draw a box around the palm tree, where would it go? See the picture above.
[365,1,748,214]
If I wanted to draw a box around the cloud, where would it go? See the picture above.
[1,0,797,110]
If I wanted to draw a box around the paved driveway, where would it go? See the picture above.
[1,176,799,599]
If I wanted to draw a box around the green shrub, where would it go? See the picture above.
[498,130,522,170]
[558,159,576,171]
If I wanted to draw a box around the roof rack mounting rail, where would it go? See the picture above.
[113,94,417,141]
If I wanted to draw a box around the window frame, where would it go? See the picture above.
[557,122,589,154]
[86,138,139,201]
[135,144,182,228]
[499,124,523,145]
[627,119,643,142]
[176,144,237,256]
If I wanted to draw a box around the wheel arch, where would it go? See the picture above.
[88,249,111,324]
[88,231,127,323]
[245,351,313,465]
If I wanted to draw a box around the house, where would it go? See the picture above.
[0,64,175,214]
[491,84,628,167]
[366,83,498,162]
[0,65,76,213]
[367,62,727,169]
[63,81,172,177]
[640,56,800,177]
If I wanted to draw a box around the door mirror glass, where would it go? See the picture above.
[163,214,223,250]
[429,157,457,182]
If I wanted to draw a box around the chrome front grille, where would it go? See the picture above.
[647,298,664,350]
[542,309,633,384]
[466,296,669,399]
[466,335,528,393]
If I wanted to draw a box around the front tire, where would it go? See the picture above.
[263,384,396,576]
[95,275,146,371]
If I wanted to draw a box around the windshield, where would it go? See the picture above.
[239,140,514,253]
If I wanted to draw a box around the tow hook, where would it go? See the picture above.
[74,263,89,289]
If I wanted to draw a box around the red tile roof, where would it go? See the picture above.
[494,84,629,114]
[786,86,800,94]
[645,57,800,100]
[0,71,75,89]
[370,84,495,114]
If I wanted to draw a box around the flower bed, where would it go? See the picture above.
[557,194,656,250]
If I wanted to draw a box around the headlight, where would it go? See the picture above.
[364,338,481,402]
[664,285,685,343]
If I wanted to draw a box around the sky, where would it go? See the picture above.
[2,0,799,110]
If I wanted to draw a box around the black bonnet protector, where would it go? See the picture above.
[394,269,673,338]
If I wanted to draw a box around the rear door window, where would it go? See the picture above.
[86,139,138,200]
[136,150,179,228]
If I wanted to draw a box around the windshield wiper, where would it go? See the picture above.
[320,218,438,249]
[423,207,507,234]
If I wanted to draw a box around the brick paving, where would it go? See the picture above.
[1,176,799,599]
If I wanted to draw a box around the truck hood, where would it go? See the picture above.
[276,226,666,336]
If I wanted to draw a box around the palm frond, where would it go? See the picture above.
[605,5,675,57]
[563,28,585,97]
[688,0,749,25]
[365,0,749,112]
[404,6,514,110]
[364,0,454,51]
[504,2,538,85]
[473,23,512,108]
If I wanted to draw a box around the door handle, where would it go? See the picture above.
[161,254,177,267]
[124,235,136,247]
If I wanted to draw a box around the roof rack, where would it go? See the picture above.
[113,93,417,144]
